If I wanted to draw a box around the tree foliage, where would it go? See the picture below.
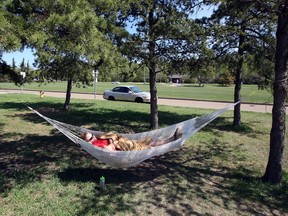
[122,0,205,129]
[0,1,25,82]
[207,0,277,126]
[0,1,23,53]
[4,0,128,109]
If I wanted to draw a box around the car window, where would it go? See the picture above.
[112,87,121,92]
[130,86,143,93]
[121,87,130,93]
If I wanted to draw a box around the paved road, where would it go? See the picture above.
[0,89,278,113]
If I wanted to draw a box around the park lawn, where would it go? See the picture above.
[0,81,273,104]
[0,93,287,216]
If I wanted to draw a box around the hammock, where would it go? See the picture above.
[27,101,239,168]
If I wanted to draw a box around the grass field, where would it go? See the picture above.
[0,93,287,215]
[0,81,274,104]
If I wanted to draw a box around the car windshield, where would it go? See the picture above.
[130,86,143,93]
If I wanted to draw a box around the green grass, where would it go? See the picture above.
[0,81,273,104]
[0,93,287,215]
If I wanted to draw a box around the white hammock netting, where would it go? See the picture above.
[27,101,239,168]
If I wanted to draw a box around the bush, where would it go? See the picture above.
[217,72,234,86]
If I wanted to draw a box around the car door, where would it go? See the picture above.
[111,87,122,100]
[120,87,134,101]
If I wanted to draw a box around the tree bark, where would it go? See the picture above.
[149,60,158,129]
[148,49,158,128]
[233,29,244,127]
[263,2,288,184]
[148,8,158,130]
[63,76,72,110]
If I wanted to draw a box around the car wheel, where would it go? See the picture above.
[108,96,115,101]
[135,97,143,103]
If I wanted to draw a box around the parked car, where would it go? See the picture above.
[103,85,151,103]
[111,81,120,84]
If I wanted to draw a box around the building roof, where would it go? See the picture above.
[168,74,183,79]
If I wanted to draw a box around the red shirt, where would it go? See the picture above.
[92,139,109,148]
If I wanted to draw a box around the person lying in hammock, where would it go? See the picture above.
[80,128,183,151]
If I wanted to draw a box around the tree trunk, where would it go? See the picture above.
[63,76,72,110]
[263,3,288,184]
[148,9,158,130]
[233,30,244,127]
[148,41,158,129]
[149,61,158,129]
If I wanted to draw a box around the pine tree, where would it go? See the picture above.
[122,0,204,129]
[208,0,276,126]
[5,0,127,110]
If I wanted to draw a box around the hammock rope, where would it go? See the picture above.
[26,101,240,168]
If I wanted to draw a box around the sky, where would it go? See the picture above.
[3,48,36,68]
[2,5,215,69]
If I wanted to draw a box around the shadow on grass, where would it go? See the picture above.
[0,134,84,195]
[0,101,196,133]
[1,100,287,215]
[0,101,262,137]
[56,141,288,215]
[1,131,287,215]
[228,169,288,214]
[201,117,265,139]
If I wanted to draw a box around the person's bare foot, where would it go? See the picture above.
[174,128,183,140]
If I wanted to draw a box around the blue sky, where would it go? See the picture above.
[3,48,36,68]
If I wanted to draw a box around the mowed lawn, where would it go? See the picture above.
[0,93,287,215]
[0,81,273,104]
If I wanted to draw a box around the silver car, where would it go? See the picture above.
[103,85,151,103]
